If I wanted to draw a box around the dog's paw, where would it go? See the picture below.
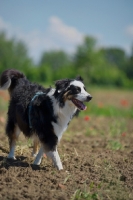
[54,164,63,170]
[31,152,37,157]
[33,161,40,165]
[7,155,16,160]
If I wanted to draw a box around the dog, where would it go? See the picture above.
[0,69,92,170]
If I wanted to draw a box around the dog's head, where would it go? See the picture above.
[54,76,92,110]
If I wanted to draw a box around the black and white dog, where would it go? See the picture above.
[0,69,92,170]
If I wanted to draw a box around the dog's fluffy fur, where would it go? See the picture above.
[0,69,92,170]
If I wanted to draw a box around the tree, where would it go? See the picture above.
[100,47,127,69]
[125,45,133,80]
[39,50,75,82]
[74,36,97,69]
[0,32,33,74]
[74,36,131,87]
[74,36,109,84]
[39,50,70,70]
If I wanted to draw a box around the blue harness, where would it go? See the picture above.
[28,91,44,128]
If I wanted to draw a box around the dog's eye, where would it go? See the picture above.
[76,87,81,92]
[84,87,86,91]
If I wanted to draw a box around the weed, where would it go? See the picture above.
[71,182,99,200]
[63,175,71,184]
[71,188,98,200]
[109,119,126,137]
[108,140,122,150]
[103,160,112,170]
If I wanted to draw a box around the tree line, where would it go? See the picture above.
[0,32,133,88]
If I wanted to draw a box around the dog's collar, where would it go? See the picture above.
[29,91,44,129]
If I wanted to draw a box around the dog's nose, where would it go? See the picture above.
[87,95,92,101]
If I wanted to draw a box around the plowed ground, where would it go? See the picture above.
[0,90,133,200]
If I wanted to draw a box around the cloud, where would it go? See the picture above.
[0,17,9,30]
[125,25,133,38]
[0,16,84,62]
[49,16,84,44]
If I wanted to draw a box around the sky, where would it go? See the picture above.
[0,0,133,62]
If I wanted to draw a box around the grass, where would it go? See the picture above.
[71,188,98,200]
[0,87,133,118]
[109,119,126,137]
[85,86,133,118]
[71,182,98,200]
[81,103,133,118]
[107,140,123,150]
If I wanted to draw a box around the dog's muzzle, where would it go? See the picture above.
[86,95,92,102]
[71,95,92,110]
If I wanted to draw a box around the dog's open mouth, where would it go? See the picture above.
[72,98,87,110]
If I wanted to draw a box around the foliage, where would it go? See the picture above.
[0,32,133,88]
[39,50,71,70]
[0,32,33,72]
[72,188,98,200]
[101,47,127,69]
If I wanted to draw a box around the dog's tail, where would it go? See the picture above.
[0,69,25,94]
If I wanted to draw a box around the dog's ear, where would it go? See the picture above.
[76,76,84,82]
[55,79,70,93]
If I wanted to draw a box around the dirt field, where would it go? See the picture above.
[0,90,133,200]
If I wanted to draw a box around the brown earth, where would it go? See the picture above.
[0,115,133,200]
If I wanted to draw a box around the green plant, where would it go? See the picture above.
[109,119,127,137]
[71,183,98,200]
[108,140,122,150]
[71,189,98,200]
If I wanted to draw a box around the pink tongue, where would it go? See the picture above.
[72,99,87,111]
[80,102,87,110]
[82,105,87,110]
[84,106,87,110]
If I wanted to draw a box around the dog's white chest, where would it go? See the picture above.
[52,114,71,141]
[52,100,76,141]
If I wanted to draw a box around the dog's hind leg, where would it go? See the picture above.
[33,145,44,165]
[32,136,39,157]
[33,146,63,170]
[6,122,21,160]
[46,149,63,170]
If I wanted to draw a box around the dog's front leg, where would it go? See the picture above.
[46,149,63,170]
[33,145,44,165]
